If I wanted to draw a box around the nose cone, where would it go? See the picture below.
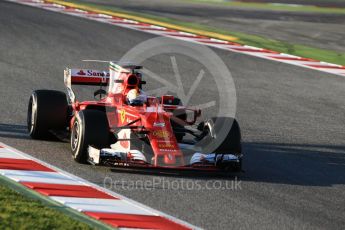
[164,153,176,164]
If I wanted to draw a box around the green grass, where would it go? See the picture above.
[65,0,345,66]
[179,0,345,14]
[0,184,95,230]
[192,24,345,65]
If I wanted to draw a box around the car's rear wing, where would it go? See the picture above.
[64,68,110,103]
[64,68,110,86]
[64,63,142,103]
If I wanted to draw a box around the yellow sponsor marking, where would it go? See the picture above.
[158,143,174,148]
[152,130,171,138]
[46,0,238,42]
[119,109,126,123]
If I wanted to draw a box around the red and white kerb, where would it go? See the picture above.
[0,143,196,229]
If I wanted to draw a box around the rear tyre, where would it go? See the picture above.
[27,90,68,139]
[71,110,109,163]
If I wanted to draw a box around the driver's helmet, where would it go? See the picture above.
[127,88,147,106]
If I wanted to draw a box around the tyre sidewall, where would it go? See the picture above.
[71,110,109,163]
[71,112,86,162]
[27,90,68,139]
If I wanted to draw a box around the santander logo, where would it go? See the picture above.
[86,70,110,77]
[77,70,86,75]
[74,69,110,77]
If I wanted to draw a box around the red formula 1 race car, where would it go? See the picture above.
[27,62,243,172]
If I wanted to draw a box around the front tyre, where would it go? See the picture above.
[196,117,242,172]
[71,110,109,163]
[27,90,68,139]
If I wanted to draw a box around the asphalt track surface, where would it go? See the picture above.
[80,0,345,52]
[1,2,345,229]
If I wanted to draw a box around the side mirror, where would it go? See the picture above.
[161,95,175,105]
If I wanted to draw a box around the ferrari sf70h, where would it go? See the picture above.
[27,62,243,172]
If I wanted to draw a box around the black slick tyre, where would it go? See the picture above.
[27,90,68,139]
[70,110,109,163]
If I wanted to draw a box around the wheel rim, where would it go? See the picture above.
[71,121,80,152]
[199,124,211,141]
[27,96,37,133]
